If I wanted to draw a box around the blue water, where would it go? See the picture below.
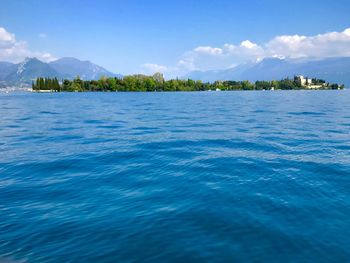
[0,91,350,262]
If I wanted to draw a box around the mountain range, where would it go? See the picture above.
[0,57,121,87]
[185,57,350,87]
[1,56,349,88]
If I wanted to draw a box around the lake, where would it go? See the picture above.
[0,91,349,262]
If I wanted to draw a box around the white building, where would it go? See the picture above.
[295,75,326,89]
[296,75,313,86]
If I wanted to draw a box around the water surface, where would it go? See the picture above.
[0,91,350,262]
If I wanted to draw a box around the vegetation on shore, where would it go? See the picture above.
[32,74,344,92]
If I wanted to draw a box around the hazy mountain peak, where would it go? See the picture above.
[50,57,119,79]
[56,57,89,63]
[0,57,121,86]
[184,57,350,86]
[16,57,42,75]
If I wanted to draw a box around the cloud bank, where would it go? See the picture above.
[0,27,56,63]
[142,28,350,77]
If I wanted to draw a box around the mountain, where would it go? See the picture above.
[0,62,16,80]
[0,57,122,87]
[49,57,120,79]
[184,57,350,87]
[185,62,255,83]
[4,58,60,85]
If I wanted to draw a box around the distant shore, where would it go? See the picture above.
[31,74,345,92]
[30,88,345,93]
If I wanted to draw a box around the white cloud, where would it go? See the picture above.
[155,27,350,76]
[266,28,350,58]
[141,63,168,74]
[40,52,56,61]
[240,40,258,49]
[0,27,16,48]
[193,46,223,55]
[0,27,56,63]
[176,40,264,72]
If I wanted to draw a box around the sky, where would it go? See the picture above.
[1,0,350,77]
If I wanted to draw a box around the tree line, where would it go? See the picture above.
[32,77,61,91]
[32,73,344,92]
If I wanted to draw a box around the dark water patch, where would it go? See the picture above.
[16,116,33,121]
[97,124,124,129]
[288,111,326,116]
[324,129,346,134]
[4,124,21,129]
[50,126,77,131]
[39,111,60,115]
[84,119,106,124]
[334,144,350,150]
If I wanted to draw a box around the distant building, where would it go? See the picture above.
[295,75,313,87]
[295,75,327,89]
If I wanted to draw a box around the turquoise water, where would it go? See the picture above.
[0,91,350,262]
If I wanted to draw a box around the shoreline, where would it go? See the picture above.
[28,88,345,93]
[32,75,345,92]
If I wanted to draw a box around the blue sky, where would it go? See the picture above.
[0,0,350,76]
